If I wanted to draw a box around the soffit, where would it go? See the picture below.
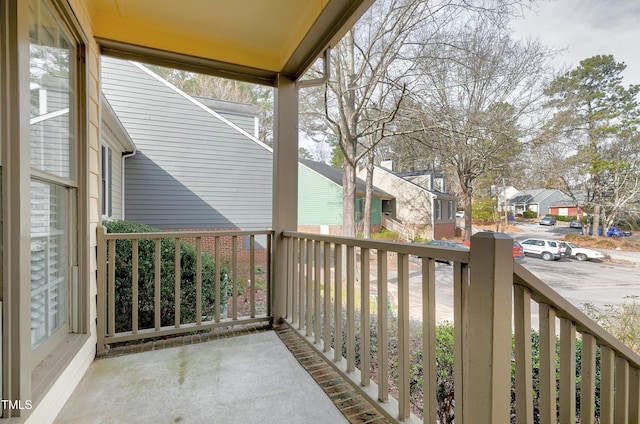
[83,0,374,84]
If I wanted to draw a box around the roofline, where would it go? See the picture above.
[101,96,137,152]
[130,61,274,154]
[373,165,438,200]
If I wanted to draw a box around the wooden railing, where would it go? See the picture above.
[280,231,640,423]
[513,264,640,424]
[97,227,273,354]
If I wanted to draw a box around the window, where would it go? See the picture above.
[436,200,442,220]
[448,201,453,220]
[101,144,112,216]
[29,0,77,354]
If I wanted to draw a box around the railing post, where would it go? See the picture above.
[96,226,107,355]
[466,232,513,423]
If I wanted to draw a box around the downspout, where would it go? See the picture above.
[121,150,137,219]
[296,48,331,88]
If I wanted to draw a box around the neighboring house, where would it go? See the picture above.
[101,57,274,231]
[299,159,393,235]
[494,185,519,213]
[359,163,457,240]
[101,58,388,236]
[548,191,587,217]
[101,98,136,220]
[507,189,567,217]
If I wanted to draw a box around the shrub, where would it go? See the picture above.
[584,297,640,354]
[103,220,230,332]
[522,210,537,219]
[471,197,496,223]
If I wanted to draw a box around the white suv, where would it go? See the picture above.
[520,238,568,261]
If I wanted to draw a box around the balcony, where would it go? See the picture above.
[56,227,640,423]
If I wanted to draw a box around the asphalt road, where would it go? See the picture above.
[379,221,640,324]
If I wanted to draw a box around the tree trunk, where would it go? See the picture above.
[363,152,375,238]
[342,155,357,237]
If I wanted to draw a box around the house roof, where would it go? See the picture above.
[300,159,393,198]
[507,189,563,205]
[550,190,588,207]
[86,0,375,84]
[373,165,456,200]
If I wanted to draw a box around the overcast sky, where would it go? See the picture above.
[510,0,640,86]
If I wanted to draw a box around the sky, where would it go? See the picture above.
[510,0,640,86]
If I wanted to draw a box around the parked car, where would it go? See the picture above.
[564,242,605,261]
[520,238,568,261]
[539,216,557,226]
[607,227,633,237]
[455,211,465,219]
[512,240,525,262]
[422,240,469,264]
[569,219,582,229]
[461,235,525,262]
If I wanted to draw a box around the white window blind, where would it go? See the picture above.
[30,180,67,349]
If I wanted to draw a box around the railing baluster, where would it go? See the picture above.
[266,233,272,316]
[538,303,556,424]
[423,257,436,424]
[615,356,630,423]
[377,250,388,402]
[132,239,139,334]
[291,237,298,325]
[513,284,533,424]
[346,245,355,372]
[453,261,469,423]
[314,240,321,344]
[299,239,305,330]
[306,239,313,337]
[154,239,161,330]
[196,237,202,325]
[323,241,331,353]
[397,252,410,421]
[559,318,576,423]
[107,239,116,337]
[334,243,342,363]
[250,234,255,318]
[600,346,615,423]
[174,238,181,328]
[360,247,370,387]
[97,227,106,354]
[222,236,227,322]
[630,366,640,422]
[287,236,294,321]
[580,333,597,424]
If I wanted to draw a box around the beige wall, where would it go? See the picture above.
[361,167,434,225]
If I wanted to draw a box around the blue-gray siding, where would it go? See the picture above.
[101,57,273,230]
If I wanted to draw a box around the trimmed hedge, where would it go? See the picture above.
[104,220,230,332]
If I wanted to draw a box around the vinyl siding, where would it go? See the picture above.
[101,57,273,230]
[218,111,257,136]
[298,164,342,225]
[363,167,434,225]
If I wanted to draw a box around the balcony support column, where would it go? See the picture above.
[272,74,298,324]
[466,232,513,423]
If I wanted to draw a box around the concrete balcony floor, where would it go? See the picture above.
[54,325,391,424]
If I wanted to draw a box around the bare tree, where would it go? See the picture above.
[321,0,427,237]
[402,17,553,239]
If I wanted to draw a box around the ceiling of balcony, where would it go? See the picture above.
[82,0,374,84]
